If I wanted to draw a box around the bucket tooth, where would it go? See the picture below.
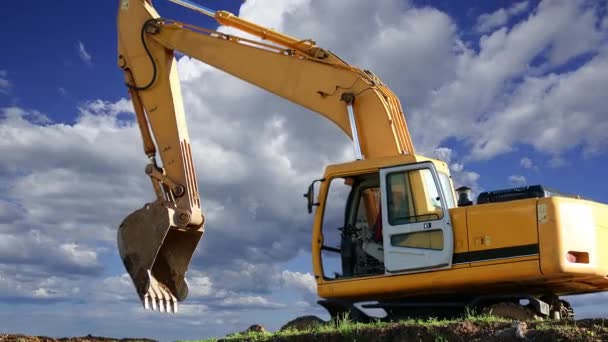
[169,292,178,313]
[144,294,151,310]
[150,293,158,311]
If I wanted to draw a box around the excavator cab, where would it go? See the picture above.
[313,155,456,282]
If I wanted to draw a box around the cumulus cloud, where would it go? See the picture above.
[476,1,530,33]
[508,175,527,186]
[433,147,482,194]
[434,147,454,164]
[411,0,608,160]
[549,155,566,168]
[279,270,316,295]
[219,296,286,309]
[0,269,81,302]
[0,231,101,276]
[520,157,534,169]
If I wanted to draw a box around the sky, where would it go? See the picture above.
[0,0,608,340]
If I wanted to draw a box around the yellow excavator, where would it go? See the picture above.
[116,0,608,320]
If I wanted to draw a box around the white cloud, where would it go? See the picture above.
[433,147,482,194]
[450,163,464,172]
[58,243,98,268]
[279,270,316,294]
[0,231,101,276]
[220,296,286,309]
[93,274,135,301]
[520,157,534,169]
[476,1,530,34]
[549,155,566,168]
[412,0,608,160]
[471,52,608,159]
[186,272,214,298]
[0,70,10,94]
[508,175,527,186]
[0,264,82,301]
[434,147,453,164]
[77,41,92,65]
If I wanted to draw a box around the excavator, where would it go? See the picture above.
[116,0,608,320]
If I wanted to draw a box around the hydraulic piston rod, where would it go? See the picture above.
[342,93,363,160]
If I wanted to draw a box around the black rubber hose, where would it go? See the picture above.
[126,19,159,91]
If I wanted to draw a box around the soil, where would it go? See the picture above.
[224,318,608,342]
[3,318,608,341]
[0,335,155,342]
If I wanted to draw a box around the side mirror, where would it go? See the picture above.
[304,184,315,214]
[303,178,325,214]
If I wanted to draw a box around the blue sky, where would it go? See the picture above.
[0,0,244,123]
[1,0,608,340]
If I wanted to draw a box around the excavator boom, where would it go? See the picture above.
[116,0,414,312]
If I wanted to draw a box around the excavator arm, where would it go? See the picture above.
[116,0,414,313]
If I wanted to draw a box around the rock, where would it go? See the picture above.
[495,321,528,340]
[514,322,528,339]
[224,324,267,339]
[280,315,327,331]
[244,324,267,334]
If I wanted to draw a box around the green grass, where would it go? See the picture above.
[182,311,539,342]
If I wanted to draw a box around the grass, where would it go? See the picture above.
[184,311,519,342]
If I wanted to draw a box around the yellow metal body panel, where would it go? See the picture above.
[450,207,469,256]
[317,260,543,300]
[538,197,608,279]
[467,199,538,252]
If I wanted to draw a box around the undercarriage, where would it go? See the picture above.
[318,294,575,323]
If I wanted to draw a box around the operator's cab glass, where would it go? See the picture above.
[320,176,351,280]
[386,169,444,250]
[386,169,444,224]
[320,173,383,280]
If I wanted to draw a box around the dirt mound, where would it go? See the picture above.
[0,334,156,342]
[280,316,327,331]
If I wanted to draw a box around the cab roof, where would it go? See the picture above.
[324,154,451,178]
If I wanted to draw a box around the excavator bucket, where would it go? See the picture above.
[117,201,203,313]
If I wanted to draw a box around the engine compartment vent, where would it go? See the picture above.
[477,185,578,204]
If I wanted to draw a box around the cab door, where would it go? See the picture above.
[380,161,453,273]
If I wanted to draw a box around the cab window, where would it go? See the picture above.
[386,168,444,225]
